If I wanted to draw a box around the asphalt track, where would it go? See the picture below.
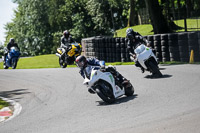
[0,64,200,133]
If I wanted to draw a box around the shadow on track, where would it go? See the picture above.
[144,74,172,79]
[96,94,138,106]
[0,89,30,101]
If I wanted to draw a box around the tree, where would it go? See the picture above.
[145,0,172,34]
[128,0,137,26]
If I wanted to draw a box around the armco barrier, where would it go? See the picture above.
[81,31,200,63]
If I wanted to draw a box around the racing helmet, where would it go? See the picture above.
[126,28,134,39]
[75,55,87,68]
[10,38,15,44]
[63,30,70,38]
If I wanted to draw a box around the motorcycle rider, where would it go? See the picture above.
[126,28,150,73]
[3,38,19,64]
[60,30,75,58]
[75,55,128,94]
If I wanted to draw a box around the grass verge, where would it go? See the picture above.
[0,98,9,110]
[115,19,200,37]
[0,54,136,69]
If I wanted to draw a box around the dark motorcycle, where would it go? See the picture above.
[3,46,21,69]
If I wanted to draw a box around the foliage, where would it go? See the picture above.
[115,19,200,37]
[4,0,200,56]
[0,45,5,57]
[5,0,129,56]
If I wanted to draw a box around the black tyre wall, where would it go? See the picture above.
[188,32,200,62]
[161,34,170,62]
[178,32,189,62]
[168,33,180,61]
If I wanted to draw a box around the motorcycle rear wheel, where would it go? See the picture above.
[59,58,67,68]
[96,86,115,104]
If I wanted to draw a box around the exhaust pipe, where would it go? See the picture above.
[55,53,61,58]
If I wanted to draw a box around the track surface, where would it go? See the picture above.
[0,64,200,133]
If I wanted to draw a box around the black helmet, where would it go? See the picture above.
[126,28,134,39]
[63,30,70,38]
[75,55,87,68]
[10,38,15,43]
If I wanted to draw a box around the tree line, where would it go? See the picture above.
[3,0,200,56]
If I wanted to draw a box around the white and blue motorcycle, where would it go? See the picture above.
[83,65,134,104]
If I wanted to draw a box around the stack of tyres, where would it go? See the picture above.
[125,38,130,62]
[154,34,162,62]
[168,33,180,61]
[161,34,170,62]
[101,37,106,61]
[84,38,90,58]
[111,38,116,62]
[147,35,154,48]
[120,38,126,62]
[95,37,101,60]
[115,37,121,62]
[188,32,200,62]
[84,37,96,58]
[178,32,189,62]
[104,37,109,62]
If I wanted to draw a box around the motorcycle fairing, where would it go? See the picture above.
[84,68,125,98]
[136,45,157,69]
[5,46,20,67]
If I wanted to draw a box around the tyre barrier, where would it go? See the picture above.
[168,33,180,61]
[154,34,162,62]
[81,31,200,63]
[188,32,200,62]
[161,34,170,62]
[178,32,189,62]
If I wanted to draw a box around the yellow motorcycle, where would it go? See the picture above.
[56,42,82,68]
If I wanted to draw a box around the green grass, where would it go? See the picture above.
[0,99,9,110]
[115,24,154,37]
[0,54,73,69]
[115,18,200,37]
[0,54,135,69]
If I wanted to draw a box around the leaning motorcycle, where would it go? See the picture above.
[83,65,134,104]
[3,46,21,69]
[131,44,162,77]
[56,42,82,68]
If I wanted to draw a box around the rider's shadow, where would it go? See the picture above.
[96,94,138,106]
[144,74,172,79]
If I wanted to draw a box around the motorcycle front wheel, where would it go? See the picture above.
[124,82,134,96]
[96,86,115,104]
[59,58,67,68]
[12,59,18,69]
[148,61,162,78]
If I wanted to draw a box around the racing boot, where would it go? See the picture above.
[140,67,145,73]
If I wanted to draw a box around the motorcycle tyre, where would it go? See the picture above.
[59,58,67,68]
[148,61,162,78]
[12,60,17,69]
[124,83,134,96]
[96,87,115,104]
